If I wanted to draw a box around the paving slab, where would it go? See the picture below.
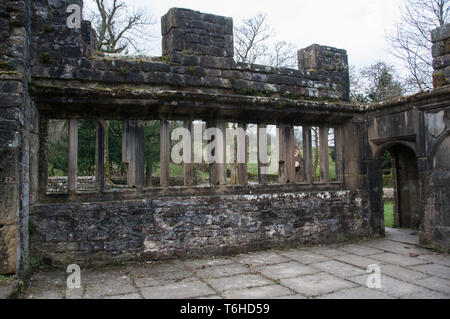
[25,289,64,299]
[206,274,272,292]
[337,244,384,256]
[370,252,430,267]
[414,276,450,294]
[256,261,319,280]
[362,239,431,257]
[196,295,223,299]
[103,293,142,299]
[400,288,450,299]
[140,281,215,299]
[83,276,137,298]
[410,263,450,280]
[280,249,331,264]
[222,285,292,299]
[133,270,196,288]
[349,274,428,298]
[319,286,393,299]
[280,272,356,297]
[312,246,348,257]
[274,294,307,299]
[183,257,234,269]
[333,254,384,269]
[417,253,450,267]
[195,263,250,279]
[379,264,429,282]
[311,260,366,278]
[385,228,420,245]
[233,251,290,267]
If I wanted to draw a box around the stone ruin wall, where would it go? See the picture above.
[0,0,449,275]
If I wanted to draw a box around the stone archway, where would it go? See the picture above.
[377,144,421,229]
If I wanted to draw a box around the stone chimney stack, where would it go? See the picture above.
[298,44,350,101]
[161,8,234,68]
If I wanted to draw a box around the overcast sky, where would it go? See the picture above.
[86,0,404,70]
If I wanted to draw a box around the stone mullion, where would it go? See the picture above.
[303,126,313,184]
[184,121,194,186]
[257,124,268,185]
[160,118,170,188]
[319,127,330,183]
[238,122,248,186]
[95,120,105,191]
[68,119,78,194]
[38,117,48,194]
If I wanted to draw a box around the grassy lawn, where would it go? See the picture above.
[384,201,395,228]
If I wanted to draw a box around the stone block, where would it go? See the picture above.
[432,24,450,42]
[432,41,445,58]
[0,185,18,225]
[433,54,450,70]
[0,225,18,274]
[0,148,18,184]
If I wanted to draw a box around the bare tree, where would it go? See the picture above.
[89,0,155,54]
[350,61,405,103]
[267,41,298,68]
[386,0,450,92]
[234,13,273,64]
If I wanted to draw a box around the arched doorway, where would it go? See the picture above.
[378,144,421,229]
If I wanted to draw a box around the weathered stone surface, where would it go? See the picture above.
[279,249,330,265]
[1,0,449,278]
[432,24,450,42]
[319,286,393,299]
[20,229,450,299]
[256,261,319,279]
[206,274,271,292]
[222,285,291,299]
[410,264,450,280]
[349,274,429,298]
[0,225,18,274]
[280,272,356,297]
[312,260,366,278]
[140,281,215,299]
[31,191,367,266]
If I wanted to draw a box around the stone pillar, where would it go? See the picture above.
[238,123,248,186]
[123,120,145,188]
[257,124,268,185]
[319,127,330,183]
[432,24,450,87]
[216,120,227,186]
[68,119,78,193]
[95,120,105,191]
[38,118,48,194]
[207,121,226,186]
[303,127,313,184]
[184,121,194,186]
[278,125,296,184]
[160,118,170,188]
[335,126,344,183]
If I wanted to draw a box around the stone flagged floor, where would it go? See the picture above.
[22,228,450,299]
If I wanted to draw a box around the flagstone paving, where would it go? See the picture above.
[21,228,450,299]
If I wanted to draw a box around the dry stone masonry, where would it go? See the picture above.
[0,1,449,276]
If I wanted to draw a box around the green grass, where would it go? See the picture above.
[384,201,395,228]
